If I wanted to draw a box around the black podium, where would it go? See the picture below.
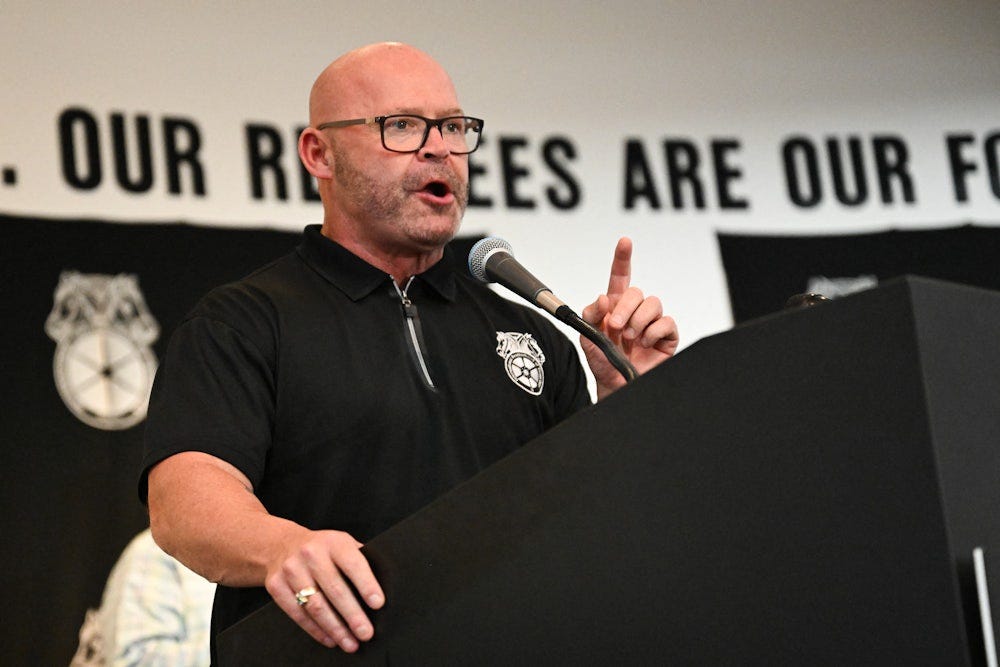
[218,276,1000,665]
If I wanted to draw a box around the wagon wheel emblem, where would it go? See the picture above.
[505,353,542,393]
[54,328,157,430]
[45,271,160,430]
[495,332,546,396]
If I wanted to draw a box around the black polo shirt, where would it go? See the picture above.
[140,224,591,633]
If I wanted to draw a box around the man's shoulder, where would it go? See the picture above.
[453,273,572,343]
[188,249,309,320]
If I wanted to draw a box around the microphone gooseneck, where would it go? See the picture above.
[551,305,638,384]
[468,237,638,384]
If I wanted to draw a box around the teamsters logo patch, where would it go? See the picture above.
[44,271,160,431]
[495,331,545,395]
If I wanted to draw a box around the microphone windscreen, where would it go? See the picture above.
[467,236,513,283]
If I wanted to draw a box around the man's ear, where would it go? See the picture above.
[298,128,333,179]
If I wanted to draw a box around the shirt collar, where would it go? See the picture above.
[296,225,458,302]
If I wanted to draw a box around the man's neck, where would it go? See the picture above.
[320,224,445,286]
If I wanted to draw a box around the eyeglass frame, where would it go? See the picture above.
[315,114,485,154]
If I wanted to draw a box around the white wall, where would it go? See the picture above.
[3,0,999,349]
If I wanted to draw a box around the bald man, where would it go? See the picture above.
[142,42,678,656]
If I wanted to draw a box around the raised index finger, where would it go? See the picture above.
[606,237,633,298]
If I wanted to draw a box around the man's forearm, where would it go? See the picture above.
[147,451,309,587]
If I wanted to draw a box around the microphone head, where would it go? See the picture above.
[468,236,513,283]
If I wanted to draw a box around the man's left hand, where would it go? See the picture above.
[580,237,679,399]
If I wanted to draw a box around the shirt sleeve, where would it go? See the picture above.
[139,288,278,500]
[531,310,593,421]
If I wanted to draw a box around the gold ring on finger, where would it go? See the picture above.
[295,586,318,607]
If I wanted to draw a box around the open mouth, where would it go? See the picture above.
[423,180,452,198]
[407,170,461,207]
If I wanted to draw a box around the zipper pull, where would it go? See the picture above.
[397,277,419,319]
[392,276,436,390]
[400,294,419,319]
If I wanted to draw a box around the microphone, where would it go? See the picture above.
[468,237,637,383]
[467,237,567,316]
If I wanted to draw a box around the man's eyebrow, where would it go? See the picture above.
[392,107,465,116]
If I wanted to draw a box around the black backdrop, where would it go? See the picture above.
[718,223,1000,323]
[0,215,302,665]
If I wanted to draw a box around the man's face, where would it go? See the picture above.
[323,56,470,254]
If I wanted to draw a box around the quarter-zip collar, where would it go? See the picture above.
[296,225,458,302]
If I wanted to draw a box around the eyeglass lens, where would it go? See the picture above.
[383,116,482,153]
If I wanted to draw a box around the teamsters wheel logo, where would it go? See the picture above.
[44,271,160,431]
[495,331,546,395]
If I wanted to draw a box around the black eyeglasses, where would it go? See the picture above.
[316,114,484,154]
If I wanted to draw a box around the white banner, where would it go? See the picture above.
[2,0,999,344]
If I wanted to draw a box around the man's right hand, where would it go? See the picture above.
[147,452,386,654]
[265,530,386,653]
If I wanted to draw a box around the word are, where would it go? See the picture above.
[623,138,749,211]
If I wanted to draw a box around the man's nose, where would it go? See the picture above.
[419,124,451,158]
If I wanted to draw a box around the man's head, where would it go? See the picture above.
[299,42,474,263]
